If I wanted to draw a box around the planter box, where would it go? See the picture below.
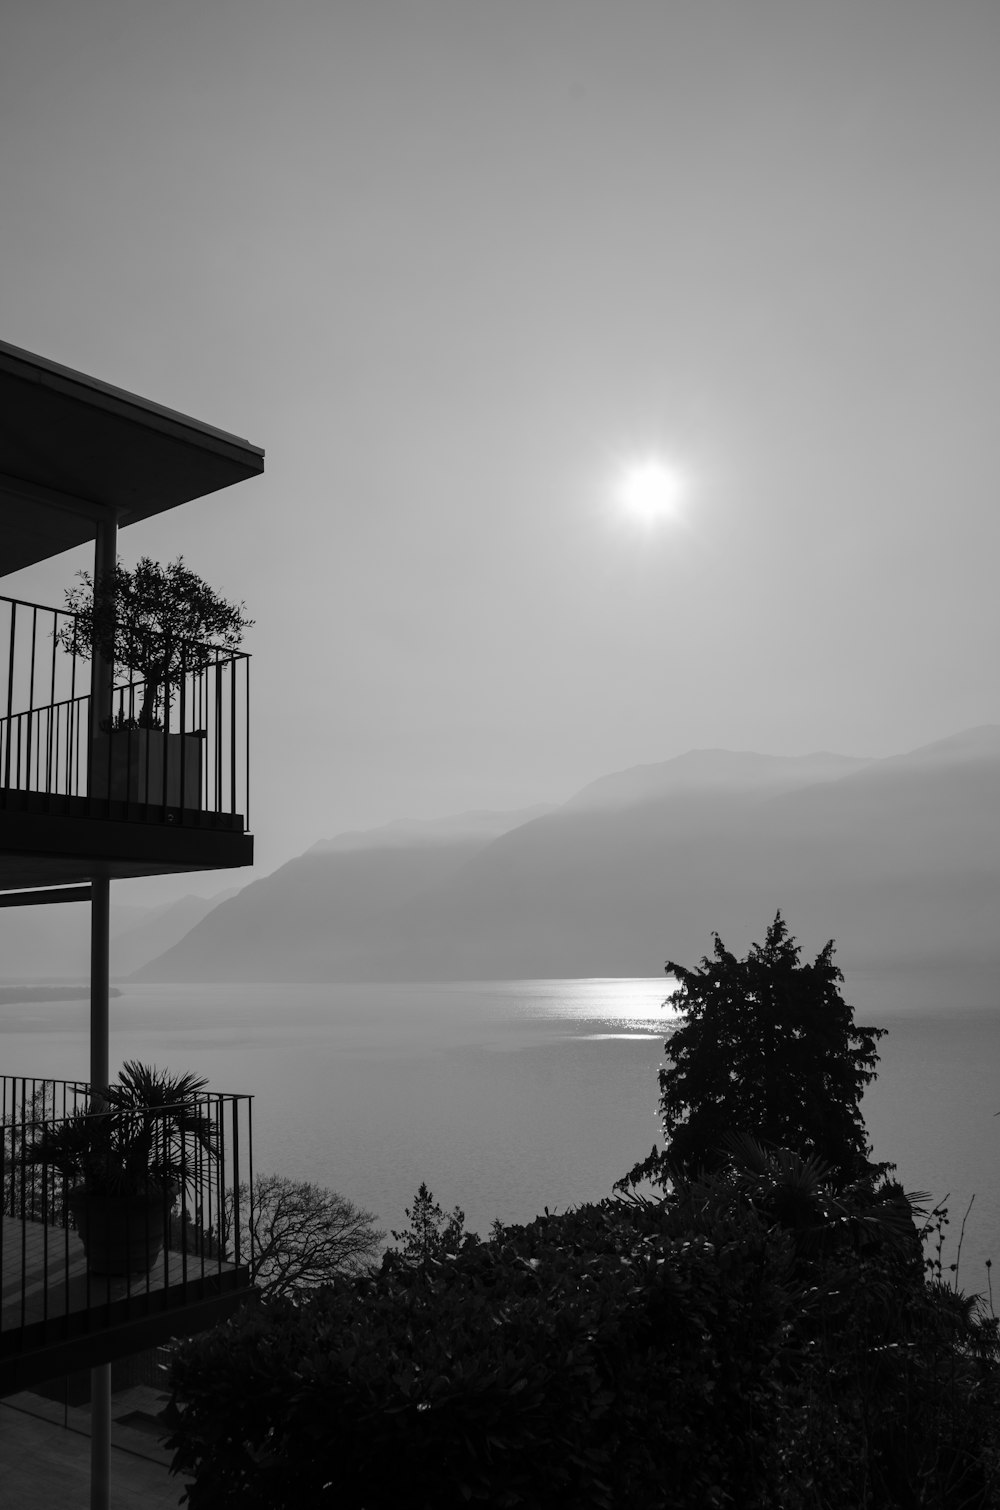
[68,1187,167,1275]
[91,729,204,810]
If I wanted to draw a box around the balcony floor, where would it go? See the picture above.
[0,791,252,886]
[1,1216,252,1395]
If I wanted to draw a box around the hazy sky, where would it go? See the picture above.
[3,1,998,902]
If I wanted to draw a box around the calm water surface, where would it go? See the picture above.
[2,975,998,1292]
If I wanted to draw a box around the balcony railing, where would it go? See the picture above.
[0,595,250,830]
[0,1076,254,1387]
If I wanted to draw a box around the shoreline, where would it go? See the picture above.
[0,985,123,1006]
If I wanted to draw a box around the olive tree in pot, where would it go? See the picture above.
[57,556,253,808]
[27,1063,219,1276]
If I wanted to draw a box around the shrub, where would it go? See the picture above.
[167,1150,1000,1510]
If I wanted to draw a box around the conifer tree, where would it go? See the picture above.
[651,912,885,1185]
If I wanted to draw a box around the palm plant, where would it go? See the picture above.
[27,1062,218,1200]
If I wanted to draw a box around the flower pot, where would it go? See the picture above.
[67,1187,167,1275]
[91,729,204,809]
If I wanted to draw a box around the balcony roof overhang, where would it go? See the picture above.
[0,339,265,576]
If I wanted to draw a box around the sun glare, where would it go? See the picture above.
[615,457,685,523]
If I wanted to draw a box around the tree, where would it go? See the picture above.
[58,556,253,727]
[228,1173,384,1300]
[631,912,886,1187]
[388,1181,468,1264]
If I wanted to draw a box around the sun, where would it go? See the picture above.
[615,457,685,522]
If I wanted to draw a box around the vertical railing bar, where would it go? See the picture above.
[46,608,57,794]
[217,1096,227,1270]
[215,656,223,812]
[73,687,81,801]
[201,1109,208,1275]
[18,1092,27,1329]
[85,612,95,809]
[246,1096,254,1280]
[230,1095,240,1270]
[3,600,14,791]
[53,705,61,802]
[162,676,170,812]
[0,1085,5,1334]
[141,674,149,808]
[246,655,251,831]
[230,656,237,816]
[179,644,187,822]
[180,1113,189,1294]
[26,608,37,791]
[67,614,77,797]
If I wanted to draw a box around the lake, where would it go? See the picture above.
[1,974,998,1294]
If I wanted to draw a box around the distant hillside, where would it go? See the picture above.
[0,893,232,982]
[133,728,1000,984]
[110,891,239,977]
[133,806,551,982]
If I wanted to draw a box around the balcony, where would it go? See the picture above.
[0,595,252,887]
[0,1077,255,1395]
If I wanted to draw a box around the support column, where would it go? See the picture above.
[89,511,116,1089]
[90,1366,111,1510]
[89,512,116,1510]
[89,876,110,1090]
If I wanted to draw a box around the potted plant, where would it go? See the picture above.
[27,1062,218,1276]
[56,556,253,809]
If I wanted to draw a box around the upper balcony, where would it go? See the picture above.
[0,594,252,889]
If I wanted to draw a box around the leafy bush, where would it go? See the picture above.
[165,917,1000,1506]
[167,1190,793,1509]
[166,1148,1000,1508]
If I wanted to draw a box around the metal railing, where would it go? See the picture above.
[0,595,250,828]
[0,1076,254,1347]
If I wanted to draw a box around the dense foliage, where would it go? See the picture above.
[166,918,1000,1507]
[628,912,887,1187]
[167,1150,1000,1509]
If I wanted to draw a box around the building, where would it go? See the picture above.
[0,339,264,1505]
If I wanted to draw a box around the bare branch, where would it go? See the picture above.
[228,1173,384,1301]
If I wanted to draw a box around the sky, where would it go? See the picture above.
[2,0,999,904]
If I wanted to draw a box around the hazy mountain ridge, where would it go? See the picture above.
[312,805,556,853]
[566,748,873,810]
[0,892,235,983]
[134,727,1000,984]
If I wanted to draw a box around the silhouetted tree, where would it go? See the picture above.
[58,556,253,727]
[389,1182,467,1264]
[628,912,886,1187]
[228,1173,383,1300]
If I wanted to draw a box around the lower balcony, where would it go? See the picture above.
[0,1077,255,1396]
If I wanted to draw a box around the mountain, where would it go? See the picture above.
[132,728,1000,985]
[0,893,233,982]
[564,748,870,810]
[109,891,239,978]
[312,805,554,852]
[132,806,554,983]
